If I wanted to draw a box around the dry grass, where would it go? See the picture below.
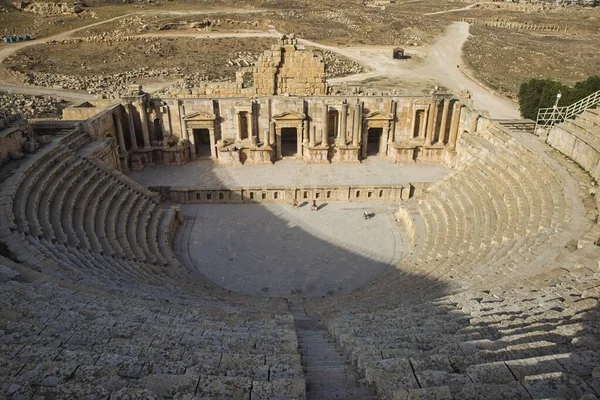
[3,37,278,79]
[461,8,600,99]
[1,0,600,102]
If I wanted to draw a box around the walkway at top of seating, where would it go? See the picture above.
[128,157,450,189]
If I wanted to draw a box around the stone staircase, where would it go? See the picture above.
[289,298,376,400]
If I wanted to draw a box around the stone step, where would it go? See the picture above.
[289,298,377,400]
[306,386,377,400]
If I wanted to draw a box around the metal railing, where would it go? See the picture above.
[535,89,600,132]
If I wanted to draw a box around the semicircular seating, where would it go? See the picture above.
[0,131,306,399]
[2,119,599,399]
[306,124,600,399]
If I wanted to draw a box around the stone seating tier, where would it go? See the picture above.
[323,273,600,400]
[300,121,600,398]
[7,139,177,270]
[547,106,600,181]
[0,271,305,399]
[0,131,305,398]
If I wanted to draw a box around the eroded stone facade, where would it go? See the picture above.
[61,36,467,171]
[64,93,465,171]
[0,110,41,164]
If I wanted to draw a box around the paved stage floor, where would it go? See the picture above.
[177,202,404,297]
[129,157,449,188]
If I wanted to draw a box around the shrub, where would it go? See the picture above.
[518,76,600,120]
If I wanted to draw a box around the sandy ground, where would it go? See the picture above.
[178,202,402,296]
[0,10,519,119]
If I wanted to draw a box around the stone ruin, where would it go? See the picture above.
[58,36,466,172]
[171,34,326,98]
[460,17,567,32]
[1,32,600,400]
[0,109,51,164]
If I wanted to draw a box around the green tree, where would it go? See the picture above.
[518,76,600,120]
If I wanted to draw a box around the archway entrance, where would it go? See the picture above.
[366,128,382,157]
[280,127,298,157]
[193,129,212,158]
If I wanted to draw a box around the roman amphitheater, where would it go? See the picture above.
[1,0,600,399]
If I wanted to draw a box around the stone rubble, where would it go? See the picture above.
[0,91,68,119]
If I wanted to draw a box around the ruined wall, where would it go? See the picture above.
[62,100,122,121]
[256,45,326,96]
[548,124,600,181]
[460,18,566,32]
[0,113,31,164]
[165,35,326,98]
[80,107,119,139]
[0,126,25,164]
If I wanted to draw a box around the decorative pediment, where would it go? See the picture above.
[272,110,305,120]
[184,111,216,121]
[234,100,253,107]
[365,110,393,120]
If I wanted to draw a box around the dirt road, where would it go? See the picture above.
[139,22,519,118]
[1,13,519,119]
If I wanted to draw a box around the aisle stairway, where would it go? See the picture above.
[289,299,376,400]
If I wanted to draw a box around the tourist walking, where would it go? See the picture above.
[311,200,318,211]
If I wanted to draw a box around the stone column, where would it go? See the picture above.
[249,108,255,141]
[439,99,450,144]
[340,104,348,144]
[361,121,368,159]
[410,109,417,139]
[235,112,242,142]
[389,100,397,144]
[322,103,329,145]
[127,103,138,150]
[302,119,309,143]
[431,100,440,144]
[187,128,196,159]
[424,101,436,146]
[352,102,361,147]
[310,126,316,147]
[296,124,302,156]
[114,112,127,155]
[137,101,151,149]
[448,101,462,151]
[471,113,480,134]
[208,127,217,159]
[276,127,282,159]
[269,121,276,146]
[380,125,389,155]
[401,101,411,140]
